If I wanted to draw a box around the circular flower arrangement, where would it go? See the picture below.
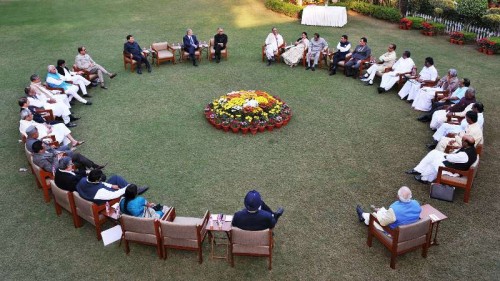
[204,90,292,134]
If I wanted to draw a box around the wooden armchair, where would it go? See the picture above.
[35,109,54,122]
[208,38,228,61]
[152,42,176,66]
[261,42,286,63]
[159,208,210,263]
[123,50,137,72]
[73,192,120,240]
[304,49,329,69]
[397,67,419,90]
[50,179,79,227]
[72,65,98,81]
[436,156,480,203]
[181,46,202,62]
[433,89,450,102]
[367,214,431,269]
[121,210,168,258]
[230,227,274,270]
[31,162,54,203]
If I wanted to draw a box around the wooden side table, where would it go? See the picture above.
[420,204,448,246]
[205,215,232,262]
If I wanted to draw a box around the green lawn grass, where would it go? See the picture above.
[0,0,499,280]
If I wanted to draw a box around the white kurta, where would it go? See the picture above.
[20,120,72,145]
[46,73,87,104]
[414,150,470,182]
[435,122,483,152]
[429,103,475,130]
[27,96,71,123]
[379,57,415,91]
[31,82,72,108]
[398,65,438,100]
[265,33,284,60]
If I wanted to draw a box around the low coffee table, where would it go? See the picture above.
[420,204,448,246]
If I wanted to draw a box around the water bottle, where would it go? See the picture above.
[105,201,110,213]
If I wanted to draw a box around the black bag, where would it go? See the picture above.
[430,183,455,202]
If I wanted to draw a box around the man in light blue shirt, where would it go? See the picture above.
[356,186,421,229]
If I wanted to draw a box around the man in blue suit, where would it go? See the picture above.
[232,190,284,231]
[183,29,199,66]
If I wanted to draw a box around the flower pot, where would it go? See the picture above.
[483,48,489,54]
[275,122,283,129]
[258,126,266,132]
[215,123,222,129]
[450,39,456,44]
[231,126,240,133]
[266,124,274,131]
[487,49,494,55]
[478,47,484,53]
[241,128,249,134]
[222,124,230,132]
[250,127,258,135]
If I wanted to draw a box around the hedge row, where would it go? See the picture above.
[264,0,303,18]
[347,1,401,23]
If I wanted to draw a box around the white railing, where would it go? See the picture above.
[406,12,500,40]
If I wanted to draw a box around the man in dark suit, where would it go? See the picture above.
[213,27,228,63]
[183,29,199,66]
[232,190,284,231]
[123,35,152,74]
[54,156,86,192]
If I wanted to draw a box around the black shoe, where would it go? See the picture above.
[101,85,108,90]
[84,94,92,98]
[69,116,80,122]
[147,66,152,73]
[137,186,149,195]
[66,122,77,128]
[267,59,271,66]
[109,73,117,79]
[216,59,220,63]
[329,71,336,76]
[377,87,385,94]
[305,66,310,70]
[407,99,414,103]
[311,67,315,71]
[275,207,284,220]
[85,101,92,105]
[426,143,437,150]
[405,169,420,175]
[402,95,408,100]
[356,205,365,222]
[137,68,142,74]
[364,80,373,86]
[417,115,431,122]
[414,175,430,184]
[352,71,358,79]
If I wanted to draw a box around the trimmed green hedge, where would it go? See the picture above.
[264,0,303,18]
[348,1,401,23]
[407,16,426,29]
[463,31,477,43]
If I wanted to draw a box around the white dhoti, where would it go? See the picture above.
[414,149,446,182]
[398,80,421,100]
[411,87,441,111]
[265,45,277,60]
[379,72,399,91]
[433,123,462,141]
[52,94,72,108]
[48,123,72,145]
[44,103,71,123]
[430,110,448,130]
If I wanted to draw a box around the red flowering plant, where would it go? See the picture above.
[450,31,464,41]
[422,22,433,31]
[477,38,492,49]
[400,18,413,28]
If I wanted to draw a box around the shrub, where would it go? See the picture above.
[487,8,500,15]
[349,1,401,23]
[489,36,500,52]
[482,14,500,30]
[463,31,477,43]
[264,0,303,18]
[407,16,426,29]
[431,22,446,34]
[457,0,488,22]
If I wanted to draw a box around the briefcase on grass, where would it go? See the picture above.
[430,183,455,202]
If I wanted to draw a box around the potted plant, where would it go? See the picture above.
[214,117,222,129]
[399,18,413,29]
[450,31,464,44]
[274,115,284,128]
[258,120,267,132]
[421,22,434,36]
[221,119,230,132]
[266,118,275,131]
[477,38,490,53]
[240,121,250,134]
[230,119,240,133]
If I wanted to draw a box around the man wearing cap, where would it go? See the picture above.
[76,169,148,204]
[232,190,284,231]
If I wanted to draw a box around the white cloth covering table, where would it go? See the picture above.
[301,6,347,27]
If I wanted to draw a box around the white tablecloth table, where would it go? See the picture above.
[301,6,347,27]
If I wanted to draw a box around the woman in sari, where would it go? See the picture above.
[282,32,309,67]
